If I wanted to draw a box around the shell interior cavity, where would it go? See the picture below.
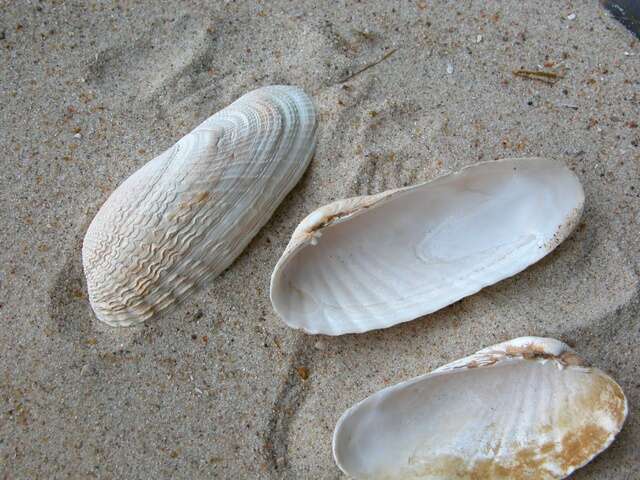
[271,158,584,335]
[82,86,317,326]
[333,337,628,480]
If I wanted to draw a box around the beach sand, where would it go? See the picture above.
[1,1,638,478]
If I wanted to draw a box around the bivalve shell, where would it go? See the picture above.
[83,86,317,326]
[270,158,584,335]
[333,337,627,479]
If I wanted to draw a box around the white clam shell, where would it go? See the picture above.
[82,86,317,326]
[270,158,584,335]
[333,337,628,480]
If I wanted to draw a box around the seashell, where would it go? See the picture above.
[333,337,628,479]
[270,158,583,335]
[83,86,317,326]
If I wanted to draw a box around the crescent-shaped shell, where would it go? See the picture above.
[333,337,627,479]
[270,158,584,335]
[82,86,317,326]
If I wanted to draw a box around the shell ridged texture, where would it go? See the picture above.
[270,158,584,335]
[332,337,628,480]
[83,86,317,326]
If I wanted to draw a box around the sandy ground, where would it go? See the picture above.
[1,1,639,478]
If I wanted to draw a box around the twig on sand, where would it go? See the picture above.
[513,69,563,84]
[338,48,398,83]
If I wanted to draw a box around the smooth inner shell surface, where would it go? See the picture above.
[271,158,584,335]
[332,337,627,480]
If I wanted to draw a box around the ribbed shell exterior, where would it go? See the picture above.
[83,86,317,326]
[333,337,628,480]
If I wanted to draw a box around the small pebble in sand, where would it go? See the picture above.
[476,34,483,43]
[446,63,453,74]
[296,367,309,380]
[73,133,81,139]
[567,13,576,20]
